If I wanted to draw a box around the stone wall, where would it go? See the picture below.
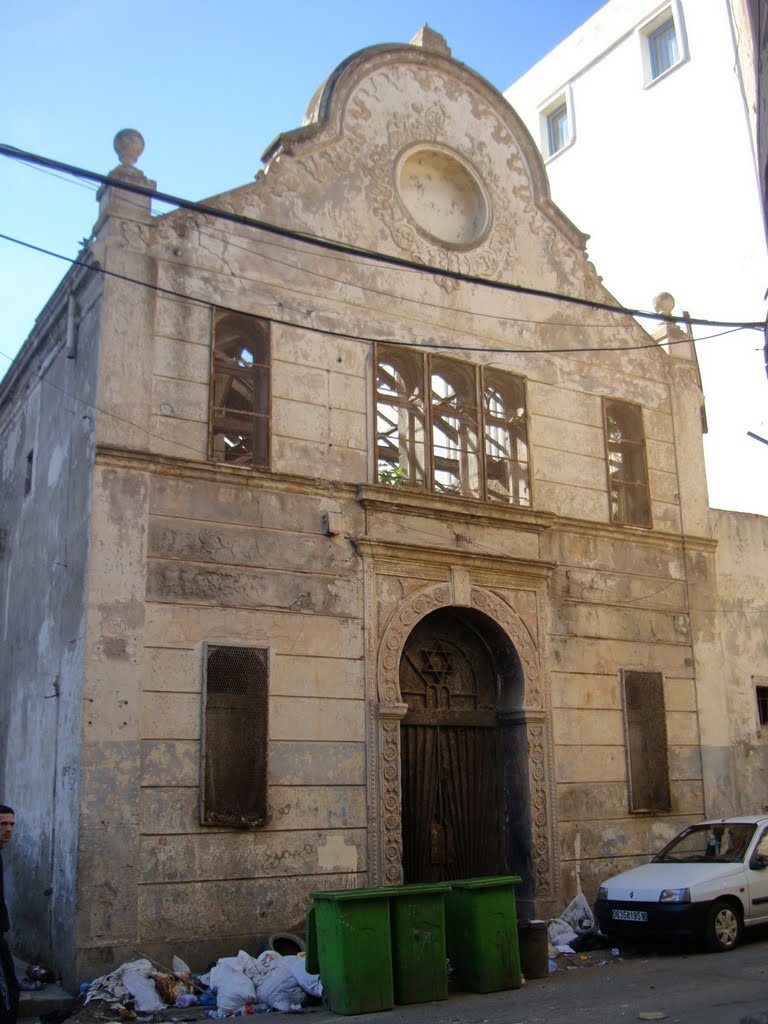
[0,263,102,976]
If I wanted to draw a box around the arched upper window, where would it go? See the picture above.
[210,312,270,467]
[375,349,426,486]
[484,371,530,506]
[603,398,651,527]
[375,344,530,505]
[431,356,481,498]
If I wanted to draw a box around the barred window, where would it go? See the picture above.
[604,399,651,527]
[210,312,270,467]
[622,670,670,813]
[202,645,269,827]
[375,344,530,505]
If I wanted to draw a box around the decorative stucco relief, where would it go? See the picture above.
[528,717,556,898]
[371,579,556,897]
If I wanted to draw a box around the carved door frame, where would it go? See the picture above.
[368,582,558,905]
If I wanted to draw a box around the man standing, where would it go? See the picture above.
[0,806,18,1024]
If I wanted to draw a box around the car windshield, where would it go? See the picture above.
[652,823,756,864]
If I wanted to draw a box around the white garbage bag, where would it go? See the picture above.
[279,955,323,999]
[122,969,167,1014]
[559,892,596,935]
[253,962,304,1013]
[209,962,258,1013]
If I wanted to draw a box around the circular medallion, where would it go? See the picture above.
[396,146,490,248]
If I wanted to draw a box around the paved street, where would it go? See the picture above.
[305,933,768,1024]
[18,932,768,1024]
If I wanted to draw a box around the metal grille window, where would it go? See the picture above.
[210,311,270,467]
[202,645,269,827]
[375,344,530,506]
[622,670,671,813]
[604,398,651,527]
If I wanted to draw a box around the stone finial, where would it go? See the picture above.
[114,129,145,168]
[93,128,154,234]
[653,291,676,317]
[650,290,696,359]
[409,24,451,56]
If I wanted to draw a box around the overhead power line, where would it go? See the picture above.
[0,141,763,332]
[0,232,744,360]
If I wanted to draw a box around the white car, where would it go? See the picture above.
[594,815,768,952]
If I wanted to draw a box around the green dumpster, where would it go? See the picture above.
[444,875,522,993]
[388,883,451,1004]
[311,887,394,1015]
[304,905,319,975]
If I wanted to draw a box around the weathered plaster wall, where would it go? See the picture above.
[0,265,101,978]
[712,511,768,808]
[2,35,729,977]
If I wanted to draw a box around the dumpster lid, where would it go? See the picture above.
[448,875,522,890]
[387,883,452,897]
[310,886,393,902]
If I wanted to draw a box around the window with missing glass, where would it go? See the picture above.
[201,645,269,827]
[210,311,270,467]
[375,344,530,505]
[604,398,651,527]
[623,670,671,813]
[756,684,768,728]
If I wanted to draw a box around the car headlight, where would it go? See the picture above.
[659,888,691,903]
[598,886,608,900]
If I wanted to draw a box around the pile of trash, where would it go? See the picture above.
[546,892,617,972]
[83,950,322,1017]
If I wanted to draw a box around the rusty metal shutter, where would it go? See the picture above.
[623,670,671,813]
[202,645,269,827]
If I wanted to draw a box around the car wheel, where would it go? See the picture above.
[705,899,742,952]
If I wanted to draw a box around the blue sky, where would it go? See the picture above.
[0,0,607,366]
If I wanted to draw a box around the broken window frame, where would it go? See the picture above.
[755,680,768,729]
[622,669,671,814]
[374,343,531,506]
[201,644,269,828]
[603,398,652,528]
[375,346,427,487]
[209,311,270,468]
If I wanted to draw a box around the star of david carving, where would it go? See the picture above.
[420,641,454,685]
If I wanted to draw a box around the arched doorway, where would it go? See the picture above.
[399,606,528,884]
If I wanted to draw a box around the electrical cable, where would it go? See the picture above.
[0,141,763,331]
[10,159,749,338]
[0,232,748,364]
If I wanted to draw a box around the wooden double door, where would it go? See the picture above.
[399,609,505,883]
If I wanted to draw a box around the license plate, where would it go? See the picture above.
[612,909,648,922]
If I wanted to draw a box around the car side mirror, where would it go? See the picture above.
[750,854,768,871]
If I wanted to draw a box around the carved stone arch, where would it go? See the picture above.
[377,583,451,705]
[371,581,557,906]
[377,582,541,708]
[470,588,543,711]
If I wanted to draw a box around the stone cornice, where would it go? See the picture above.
[549,514,718,554]
[94,447,718,554]
[94,445,359,499]
[354,535,557,583]
[357,483,556,534]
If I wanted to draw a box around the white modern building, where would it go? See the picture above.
[506,0,768,514]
